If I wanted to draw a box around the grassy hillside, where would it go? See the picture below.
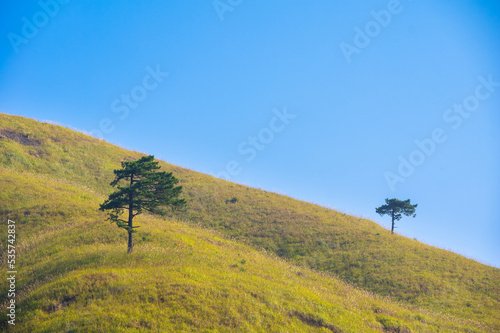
[2,169,492,332]
[178,180,500,327]
[1,113,499,331]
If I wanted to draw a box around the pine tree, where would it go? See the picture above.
[376,198,417,234]
[100,155,186,253]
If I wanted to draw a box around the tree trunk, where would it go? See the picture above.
[127,230,133,254]
[128,174,134,253]
[391,212,395,234]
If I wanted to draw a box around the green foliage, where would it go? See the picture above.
[99,155,185,253]
[376,198,418,234]
[376,198,417,221]
[226,197,238,204]
[377,316,412,333]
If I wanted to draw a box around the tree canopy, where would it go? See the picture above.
[376,198,417,234]
[99,155,186,253]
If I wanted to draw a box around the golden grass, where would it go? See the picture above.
[0,113,499,332]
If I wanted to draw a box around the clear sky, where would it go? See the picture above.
[1,0,499,267]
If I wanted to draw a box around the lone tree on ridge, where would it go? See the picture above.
[100,155,186,253]
[376,198,417,234]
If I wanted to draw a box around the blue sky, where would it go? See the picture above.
[1,0,499,267]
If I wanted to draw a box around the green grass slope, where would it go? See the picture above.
[1,113,499,331]
[1,169,491,332]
